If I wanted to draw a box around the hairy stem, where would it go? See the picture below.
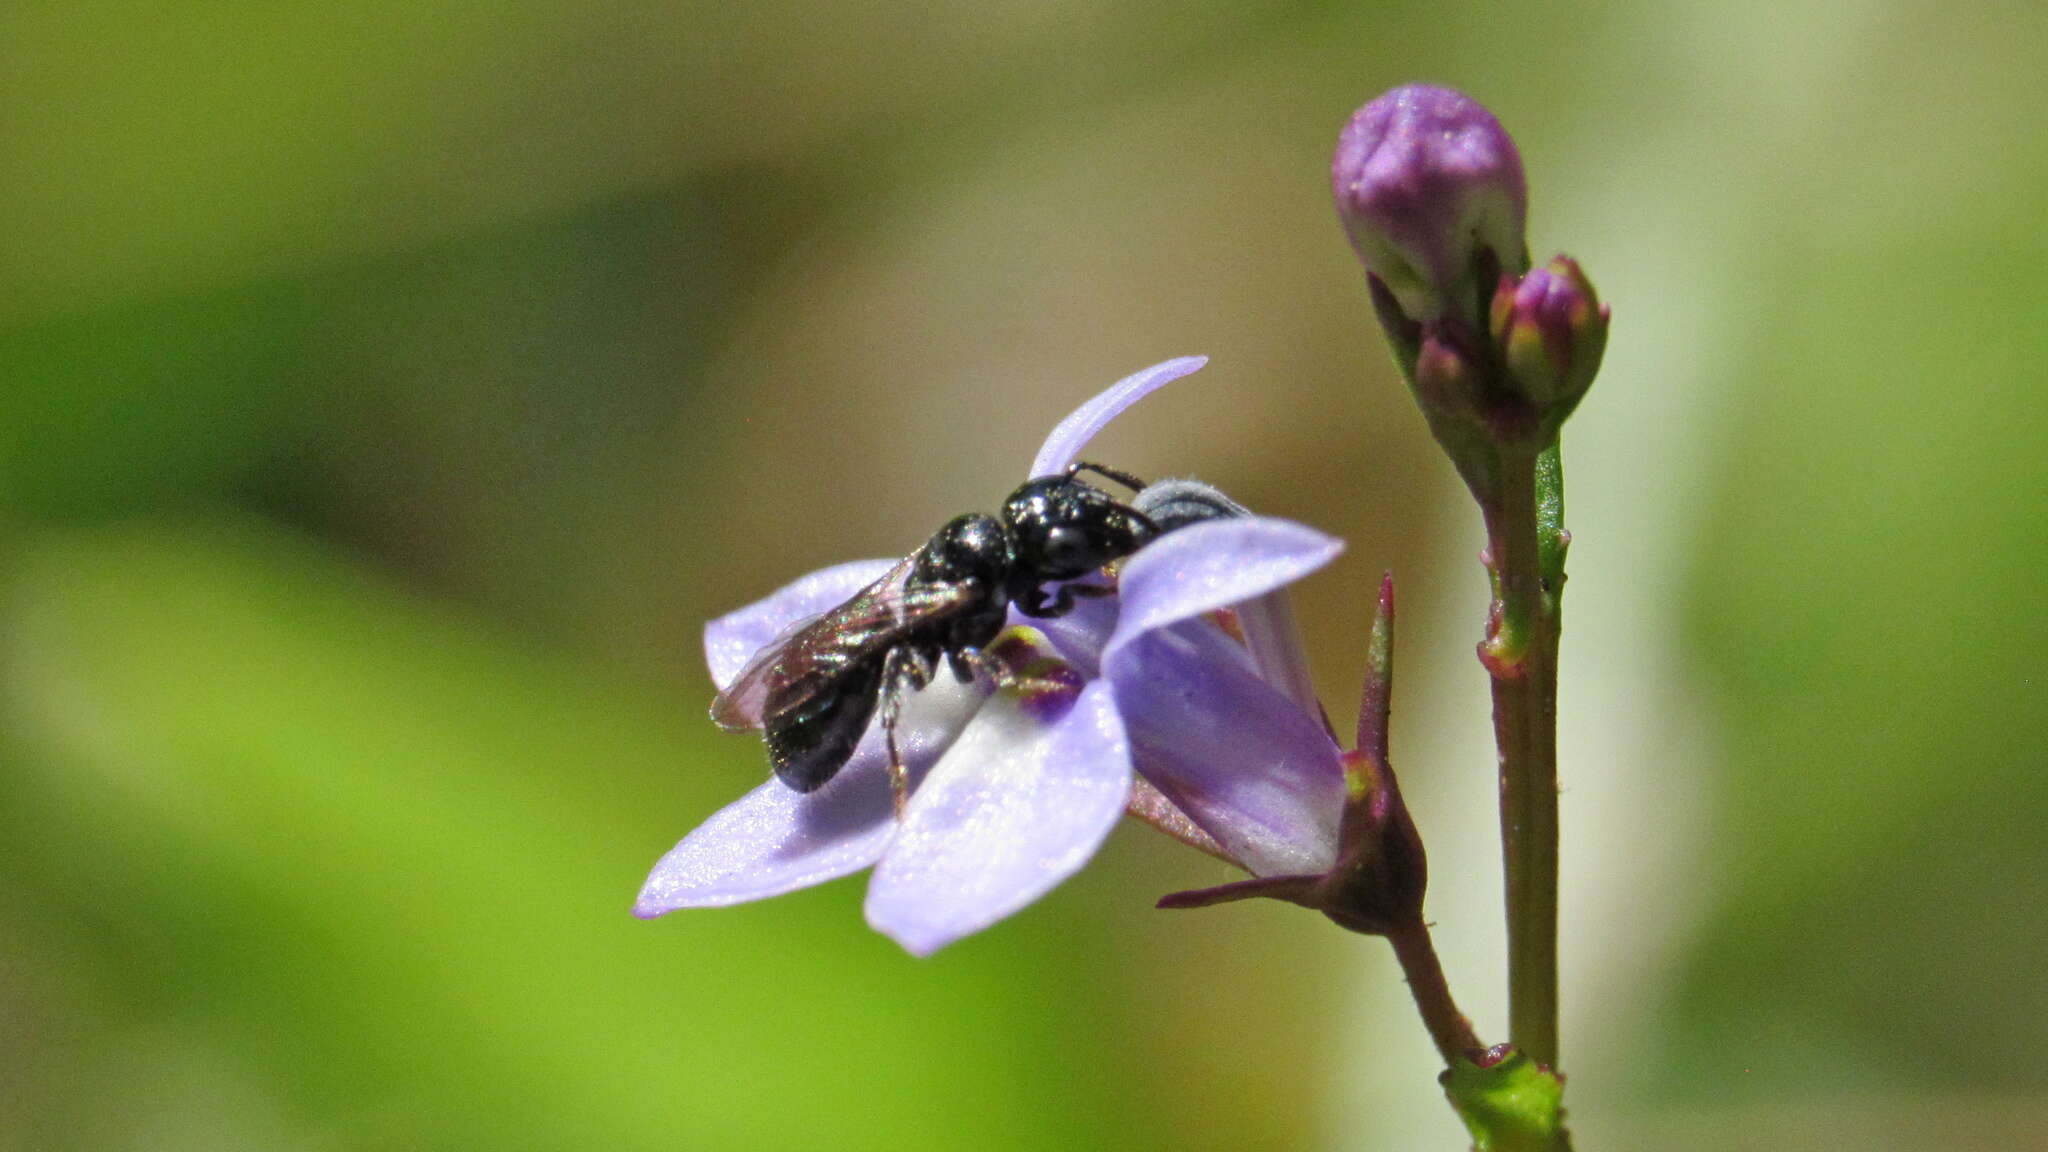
[1478,442,1565,1069]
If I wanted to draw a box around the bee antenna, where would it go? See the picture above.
[1064,461,1149,493]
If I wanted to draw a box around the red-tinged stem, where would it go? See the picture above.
[1356,575,1484,1069]
[1385,918,1481,1065]
[1478,443,1565,1069]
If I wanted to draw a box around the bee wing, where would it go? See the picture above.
[707,611,827,731]
[708,556,977,731]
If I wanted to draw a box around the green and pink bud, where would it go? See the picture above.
[1490,255,1609,418]
[1332,85,1528,334]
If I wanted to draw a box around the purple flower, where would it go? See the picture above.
[1332,84,1527,332]
[635,357,1353,954]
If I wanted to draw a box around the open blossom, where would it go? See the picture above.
[635,358,1353,955]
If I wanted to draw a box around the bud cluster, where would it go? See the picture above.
[1333,85,1609,461]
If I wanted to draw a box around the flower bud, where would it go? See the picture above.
[1490,255,1609,416]
[1332,85,1528,332]
[1412,330,1487,420]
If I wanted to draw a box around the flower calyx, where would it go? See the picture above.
[1151,747,1428,937]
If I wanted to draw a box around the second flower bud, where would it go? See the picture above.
[1490,255,1609,423]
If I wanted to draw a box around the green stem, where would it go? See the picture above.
[1478,441,1565,1070]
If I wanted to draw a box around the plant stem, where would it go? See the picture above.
[1355,573,1479,1065]
[1385,918,1480,1064]
[1478,442,1564,1069]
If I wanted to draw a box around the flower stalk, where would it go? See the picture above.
[1335,82,1606,1145]
[1479,439,1565,1068]
[1388,919,1479,1066]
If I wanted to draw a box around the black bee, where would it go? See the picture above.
[710,463,1156,807]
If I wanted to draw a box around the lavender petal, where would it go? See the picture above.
[635,675,985,914]
[1028,357,1208,479]
[865,680,1130,956]
[1103,517,1343,668]
[633,757,894,915]
[703,559,896,688]
[1107,622,1345,877]
[1232,589,1324,720]
[1012,586,1119,678]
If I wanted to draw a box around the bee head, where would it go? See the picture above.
[1002,475,1156,581]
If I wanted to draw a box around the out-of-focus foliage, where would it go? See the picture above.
[1668,65,2048,1090]
[1,1,2042,1149]
[0,520,1181,1150]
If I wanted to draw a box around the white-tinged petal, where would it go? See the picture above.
[703,559,896,689]
[634,763,894,915]
[865,680,1130,956]
[1028,357,1207,479]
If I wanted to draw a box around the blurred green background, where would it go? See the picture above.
[2,2,2042,1149]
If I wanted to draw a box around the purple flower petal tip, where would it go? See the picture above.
[636,675,988,915]
[1332,84,1526,327]
[1029,356,1208,479]
[632,768,895,915]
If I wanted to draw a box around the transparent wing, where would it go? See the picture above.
[707,610,826,731]
[708,555,976,731]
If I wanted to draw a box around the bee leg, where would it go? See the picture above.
[1053,582,1116,612]
[1065,461,1149,492]
[958,646,1074,699]
[1017,580,1115,620]
[883,721,908,820]
[953,647,999,688]
[1013,585,1056,618]
[879,647,935,819]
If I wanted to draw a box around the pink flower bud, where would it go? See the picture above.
[1332,85,1528,332]
[1489,255,1609,413]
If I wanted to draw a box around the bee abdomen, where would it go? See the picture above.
[763,662,883,792]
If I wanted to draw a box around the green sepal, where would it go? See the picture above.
[1534,439,1568,607]
[1440,1048,1569,1152]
